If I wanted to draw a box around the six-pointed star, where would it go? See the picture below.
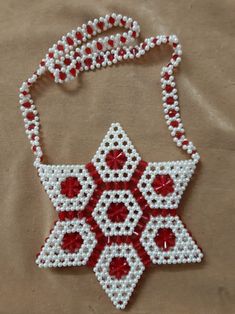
[36,123,203,309]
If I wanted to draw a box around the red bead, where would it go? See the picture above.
[76,62,81,70]
[76,32,83,41]
[152,174,174,197]
[97,21,104,30]
[58,212,67,221]
[48,52,54,58]
[168,109,177,117]
[132,31,137,38]
[70,68,76,77]
[60,177,82,198]
[108,16,115,24]
[108,54,114,61]
[84,58,92,67]
[161,209,170,217]
[59,72,67,80]
[57,44,64,51]
[165,85,173,93]
[166,97,174,104]
[96,42,103,50]
[175,131,183,139]
[120,18,126,26]
[28,124,35,130]
[54,64,61,70]
[141,42,147,49]
[74,52,80,58]
[66,37,74,45]
[26,112,35,121]
[120,36,126,43]
[68,211,78,220]
[86,25,93,35]
[23,102,31,108]
[109,257,130,279]
[107,203,128,223]
[61,232,83,253]
[64,58,71,65]
[170,120,179,128]
[108,39,114,47]
[182,140,189,146]
[105,149,127,170]
[96,55,104,64]
[118,48,126,57]
[85,47,92,54]
[154,228,176,251]
[163,72,170,80]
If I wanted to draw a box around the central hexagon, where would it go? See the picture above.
[92,190,142,236]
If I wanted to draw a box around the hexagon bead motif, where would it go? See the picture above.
[92,190,142,236]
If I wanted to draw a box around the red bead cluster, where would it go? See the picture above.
[109,257,130,279]
[152,174,174,197]
[107,203,129,223]
[60,177,82,198]
[61,232,83,253]
[105,149,127,170]
[154,228,176,251]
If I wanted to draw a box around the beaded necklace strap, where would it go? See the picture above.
[19,13,200,167]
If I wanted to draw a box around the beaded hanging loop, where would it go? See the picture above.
[19,13,203,310]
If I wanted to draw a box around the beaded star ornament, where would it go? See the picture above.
[19,13,203,309]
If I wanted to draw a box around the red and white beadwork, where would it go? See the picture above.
[36,218,97,267]
[92,189,143,236]
[140,215,203,264]
[94,243,145,309]
[38,165,96,211]
[19,13,203,310]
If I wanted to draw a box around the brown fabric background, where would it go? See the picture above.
[0,1,234,313]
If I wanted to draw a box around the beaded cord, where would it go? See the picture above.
[19,13,200,167]
[19,13,203,310]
